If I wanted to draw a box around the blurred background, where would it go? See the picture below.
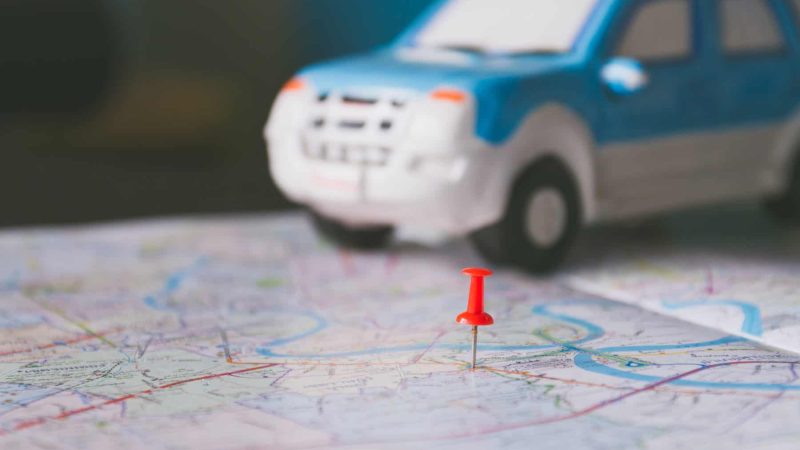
[0,0,433,228]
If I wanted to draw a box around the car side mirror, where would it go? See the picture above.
[601,58,649,96]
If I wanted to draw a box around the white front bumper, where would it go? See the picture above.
[266,134,507,235]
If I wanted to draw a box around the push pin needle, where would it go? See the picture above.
[456,267,494,370]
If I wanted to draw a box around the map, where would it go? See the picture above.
[1,211,800,449]
[569,248,800,355]
[566,206,800,355]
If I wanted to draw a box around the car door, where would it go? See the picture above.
[711,0,798,190]
[596,0,722,218]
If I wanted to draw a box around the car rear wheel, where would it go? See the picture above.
[309,210,394,250]
[470,158,581,274]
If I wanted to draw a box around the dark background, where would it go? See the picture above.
[0,0,434,227]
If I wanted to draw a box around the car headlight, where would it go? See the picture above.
[407,87,475,147]
[266,77,315,139]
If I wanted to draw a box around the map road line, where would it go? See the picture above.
[309,360,800,449]
[0,328,120,357]
[4,363,278,435]
[24,296,118,349]
[461,360,800,437]
[410,330,446,365]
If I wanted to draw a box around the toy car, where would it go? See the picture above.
[265,0,800,273]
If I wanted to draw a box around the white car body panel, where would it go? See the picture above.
[595,122,787,221]
[267,83,800,235]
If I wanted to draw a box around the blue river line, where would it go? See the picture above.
[573,337,800,391]
[260,310,330,348]
[531,304,604,345]
[254,300,799,391]
[661,299,763,336]
[143,257,208,311]
[256,301,603,358]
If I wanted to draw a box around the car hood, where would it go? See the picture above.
[299,48,569,95]
[298,48,582,145]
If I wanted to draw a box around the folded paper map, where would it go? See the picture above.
[1,211,799,449]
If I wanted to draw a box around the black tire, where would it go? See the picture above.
[764,154,800,223]
[470,157,581,274]
[309,210,394,250]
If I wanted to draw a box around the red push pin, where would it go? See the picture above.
[456,267,494,370]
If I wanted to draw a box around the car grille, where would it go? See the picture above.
[301,90,415,167]
[302,140,391,166]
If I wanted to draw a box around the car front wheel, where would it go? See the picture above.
[470,158,581,274]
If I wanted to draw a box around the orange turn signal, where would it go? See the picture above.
[431,88,467,103]
[282,77,306,92]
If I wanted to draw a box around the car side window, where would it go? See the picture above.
[615,0,692,62]
[720,0,785,55]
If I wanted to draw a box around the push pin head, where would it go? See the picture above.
[456,267,494,370]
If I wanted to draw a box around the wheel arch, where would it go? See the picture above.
[499,103,599,224]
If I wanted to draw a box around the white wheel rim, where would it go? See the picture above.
[524,187,567,248]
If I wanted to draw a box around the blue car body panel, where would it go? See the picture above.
[298,0,800,148]
[300,51,601,145]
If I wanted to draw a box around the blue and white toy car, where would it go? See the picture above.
[266,0,800,272]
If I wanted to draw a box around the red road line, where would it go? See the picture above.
[158,365,274,389]
[6,359,797,439]
[8,417,45,433]
[5,363,277,434]
[0,330,118,357]
[705,267,716,295]
[338,249,356,277]
[292,360,800,450]
[384,254,399,276]
[410,331,445,365]
[461,360,799,436]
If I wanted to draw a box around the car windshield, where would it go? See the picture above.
[411,0,598,55]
